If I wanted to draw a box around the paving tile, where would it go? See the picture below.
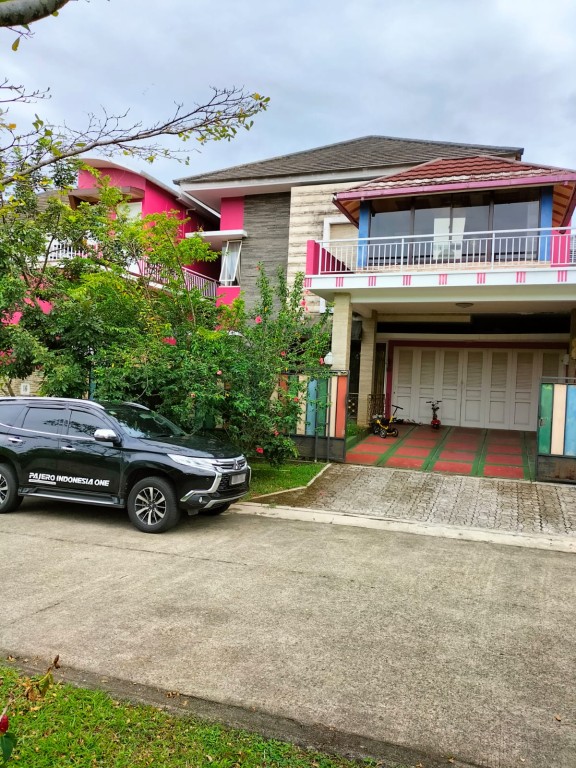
[352,443,388,454]
[346,453,381,465]
[432,461,474,474]
[483,465,525,479]
[485,453,524,466]
[484,443,523,454]
[439,450,477,460]
[395,446,433,458]
[383,456,425,469]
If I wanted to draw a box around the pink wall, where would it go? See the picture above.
[216,286,241,306]
[78,167,145,190]
[220,198,244,230]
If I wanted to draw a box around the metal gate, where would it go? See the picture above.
[536,378,576,483]
[290,371,349,462]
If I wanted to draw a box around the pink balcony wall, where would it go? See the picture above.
[220,198,244,230]
[216,286,241,306]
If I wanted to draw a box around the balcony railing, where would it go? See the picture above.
[47,241,218,298]
[310,227,576,275]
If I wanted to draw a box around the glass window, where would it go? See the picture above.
[67,410,109,438]
[100,403,186,439]
[493,189,540,261]
[22,407,67,434]
[0,403,24,426]
[371,209,411,239]
[219,240,242,285]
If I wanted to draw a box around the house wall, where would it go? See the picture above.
[287,181,358,313]
[241,192,291,307]
[221,198,245,230]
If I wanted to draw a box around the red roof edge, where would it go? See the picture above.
[335,172,576,202]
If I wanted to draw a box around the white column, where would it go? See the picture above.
[331,293,352,370]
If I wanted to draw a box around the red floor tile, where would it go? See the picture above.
[485,453,524,466]
[439,450,477,460]
[352,444,388,454]
[432,461,474,474]
[346,453,381,465]
[444,443,481,451]
[383,456,425,469]
[395,446,433,458]
[484,443,522,453]
[483,465,525,479]
[402,438,441,446]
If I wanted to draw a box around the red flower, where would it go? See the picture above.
[280,351,286,357]
[274,430,279,436]
[293,397,299,402]
[0,714,8,735]
[216,370,222,375]
[319,357,324,365]
[256,446,264,454]
[300,300,306,306]
[255,315,262,324]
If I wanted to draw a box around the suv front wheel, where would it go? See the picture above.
[0,464,22,513]
[127,477,181,533]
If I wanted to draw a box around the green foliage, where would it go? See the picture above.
[0,167,332,464]
[0,663,403,768]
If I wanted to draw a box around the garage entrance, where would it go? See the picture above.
[391,347,564,431]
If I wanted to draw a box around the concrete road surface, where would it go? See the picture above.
[1,500,575,768]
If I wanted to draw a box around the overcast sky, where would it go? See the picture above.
[2,0,576,187]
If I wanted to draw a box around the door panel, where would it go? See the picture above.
[440,351,460,424]
[392,345,553,431]
[461,351,485,427]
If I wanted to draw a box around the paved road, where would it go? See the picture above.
[1,499,575,767]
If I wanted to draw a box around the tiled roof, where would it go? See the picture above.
[338,155,575,197]
[176,136,523,185]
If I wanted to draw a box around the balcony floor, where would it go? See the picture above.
[347,425,536,480]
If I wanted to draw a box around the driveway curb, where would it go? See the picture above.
[0,652,477,768]
[233,502,576,553]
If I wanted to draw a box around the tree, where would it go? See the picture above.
[0,0,70,28]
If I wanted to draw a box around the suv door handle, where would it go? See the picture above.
[62,445,76,452]
[8,437,22,444]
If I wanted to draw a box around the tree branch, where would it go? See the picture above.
[0,0,71,27]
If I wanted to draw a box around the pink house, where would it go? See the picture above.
[71,159,222,291]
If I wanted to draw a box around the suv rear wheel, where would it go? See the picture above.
[127,477,180,533]
[0,464,22,513]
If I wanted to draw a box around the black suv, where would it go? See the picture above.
[0,397,250,533]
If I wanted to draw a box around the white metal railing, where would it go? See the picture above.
[46,240,218,298]
[314,227,576,275]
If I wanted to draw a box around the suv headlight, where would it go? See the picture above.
[168,454,217,471]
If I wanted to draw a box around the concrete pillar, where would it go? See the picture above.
[357,312,377,426]
[331,293,352,370]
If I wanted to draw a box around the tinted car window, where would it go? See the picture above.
[0,403,24,426]
[21,407,67,434]
[67,409,110,438]
[100,403,185,439]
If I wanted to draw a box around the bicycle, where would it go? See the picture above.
[370,403,403,438]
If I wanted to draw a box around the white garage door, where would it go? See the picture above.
[392,347,563,430]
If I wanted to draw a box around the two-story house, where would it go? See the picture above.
[307,155,576,431]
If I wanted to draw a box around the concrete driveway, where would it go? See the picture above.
[1,499,576,768]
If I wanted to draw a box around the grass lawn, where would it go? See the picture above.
[246,461,327,500]
[0,664,412,767]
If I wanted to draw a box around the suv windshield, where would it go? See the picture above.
[100,403,186,439]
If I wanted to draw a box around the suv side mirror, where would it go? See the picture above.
[94,428,120,445]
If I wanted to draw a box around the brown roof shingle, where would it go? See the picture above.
[175,136,523,185]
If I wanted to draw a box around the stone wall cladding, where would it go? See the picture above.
[241,192,291,308]
[0,372,43,397]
